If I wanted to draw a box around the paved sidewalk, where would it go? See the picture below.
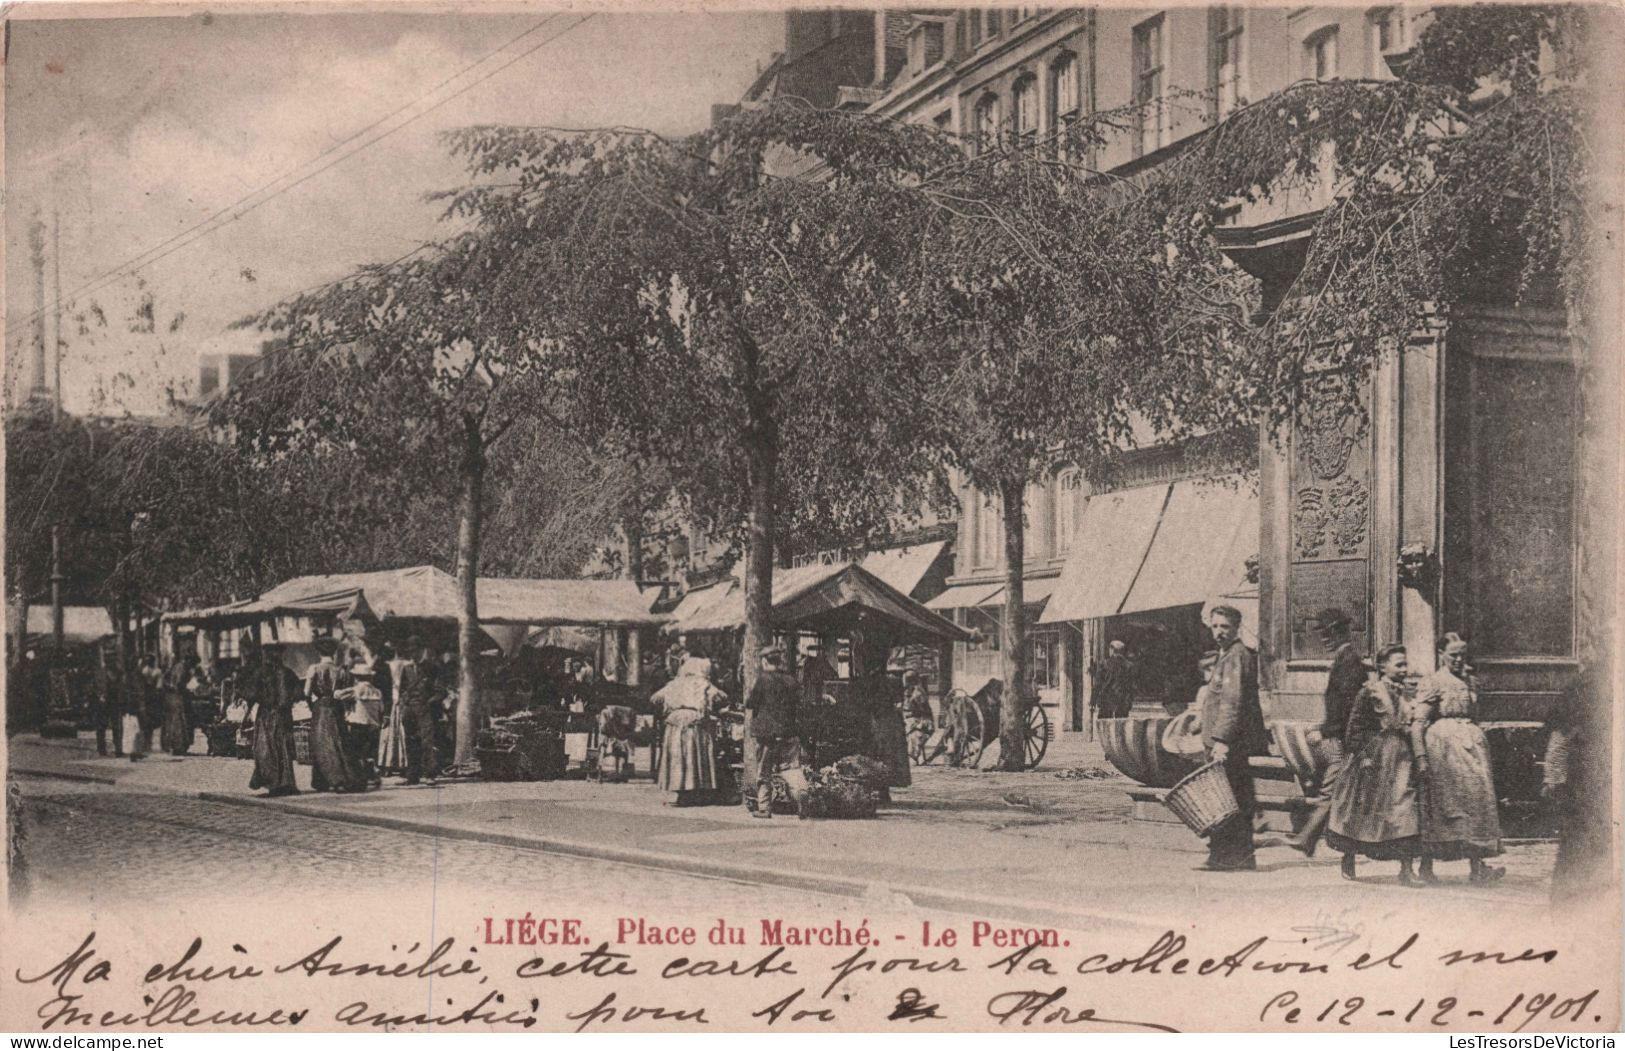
[8,732,1556,928]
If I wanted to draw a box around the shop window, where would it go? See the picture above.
[1444,330,1577,658]
[1132,14,1167,157]
[215,629,240,659]
[1029,629,1061,689]
[1209,6,1245,119]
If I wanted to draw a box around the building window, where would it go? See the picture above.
[1013,75,1039,148]
[1022,481,1046,561]
[1132,14,1167,157]
[1029,629,1061,689]
[1209,6,1245,119]
[1015,7,1039,23]
[975,492,1001,568]
[1054,469,1082,555]
[1367,7,1405,77]
[1305,26,1340,81]
[985,9,1003,38]
[1049,52,1080,160]
[968,10,984,48]
[973,93,1002,154]
[1443,328,1577,659]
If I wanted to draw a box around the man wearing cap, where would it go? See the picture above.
[1288,607,1369,856]
[744,643,800,818]
[1199,605,1268,871]
[1093,640,1134,721]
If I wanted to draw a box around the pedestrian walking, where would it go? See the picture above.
[1413,633,1503,883]
[397,638,444,786]
[653,656,725,805]
[1287,608,1369,856]
[1196,605,1268,871]
[160,654,196,756]
[248,642,300,797]
[1326,644,1423,884]
[744,643,800,818]
[305,637,361,792]
[376,644,408,775]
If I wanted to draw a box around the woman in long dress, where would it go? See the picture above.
[1414,633,1504,883]
[653,657,725,806]
[376,647,409,776]
[306,638,362,792]
[1326,644,1423,884]
[865,669,912,794]
[248,644,300,797]
[160,655,196,756]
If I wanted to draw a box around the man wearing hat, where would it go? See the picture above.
[744,642,800,818]
[1287,607,1369,856]
[396,637,444,785]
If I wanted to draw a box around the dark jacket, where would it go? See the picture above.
[1321,642,1368,741]
[746,670,800,741]
[399,659,442,709]
[1201,641,1268,757]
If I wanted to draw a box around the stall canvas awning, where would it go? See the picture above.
[858,540,947,599]
[20,605,115,645]
[674,562,972,644]
[1040,478,1260,625]
[1039,484,1171,624]
[475,578,666,627]
[979,577,1058,609]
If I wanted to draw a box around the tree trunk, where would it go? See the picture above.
[741,433,777,700]
[622,511,644,582]
[453,416,485,768]
[997,478,1029,771]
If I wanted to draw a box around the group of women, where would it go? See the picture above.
[1325,633,1506,885]
[650,648,915,808]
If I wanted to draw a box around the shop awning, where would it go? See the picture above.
[924,581,1005,611]
[859,540,947,599]
[980,577,1058,609]
[1040,484,1172,624]
[1041,478,1260,625]
[673,562,972,644]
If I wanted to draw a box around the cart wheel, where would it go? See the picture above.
[1022,702,1052,770]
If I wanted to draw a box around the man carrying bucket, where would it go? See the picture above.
[1197,605,1268,871]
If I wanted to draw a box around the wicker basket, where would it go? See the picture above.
[1164,760,1240,837]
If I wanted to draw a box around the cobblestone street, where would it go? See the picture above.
[11,776,942,929]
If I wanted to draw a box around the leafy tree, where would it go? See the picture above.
[441,103,962,692]
[225,235,572,765]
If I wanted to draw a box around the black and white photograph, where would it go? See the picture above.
[2,0,1621,1035]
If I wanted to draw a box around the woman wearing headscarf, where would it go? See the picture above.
[248,643,301,797]
[1326,644,1424,884]
[160,654,197,756]
[1412,633,1503,883]
[305,636,361,792]
[653,656,726,806]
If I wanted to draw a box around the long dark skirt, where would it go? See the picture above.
[1326,731,1421,859]
[869,708,912,788]
[160,689,192,755]
[309,700,362,792]
[250,706,299,796]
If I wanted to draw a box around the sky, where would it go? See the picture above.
[4,4,782,415]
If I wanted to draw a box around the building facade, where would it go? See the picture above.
[717,7,1594,765]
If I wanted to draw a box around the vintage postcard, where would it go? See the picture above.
[3,0,1621,1035]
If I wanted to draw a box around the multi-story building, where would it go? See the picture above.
[719,8,1597,770]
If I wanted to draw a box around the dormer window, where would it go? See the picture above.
[1013,74,1039,148]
